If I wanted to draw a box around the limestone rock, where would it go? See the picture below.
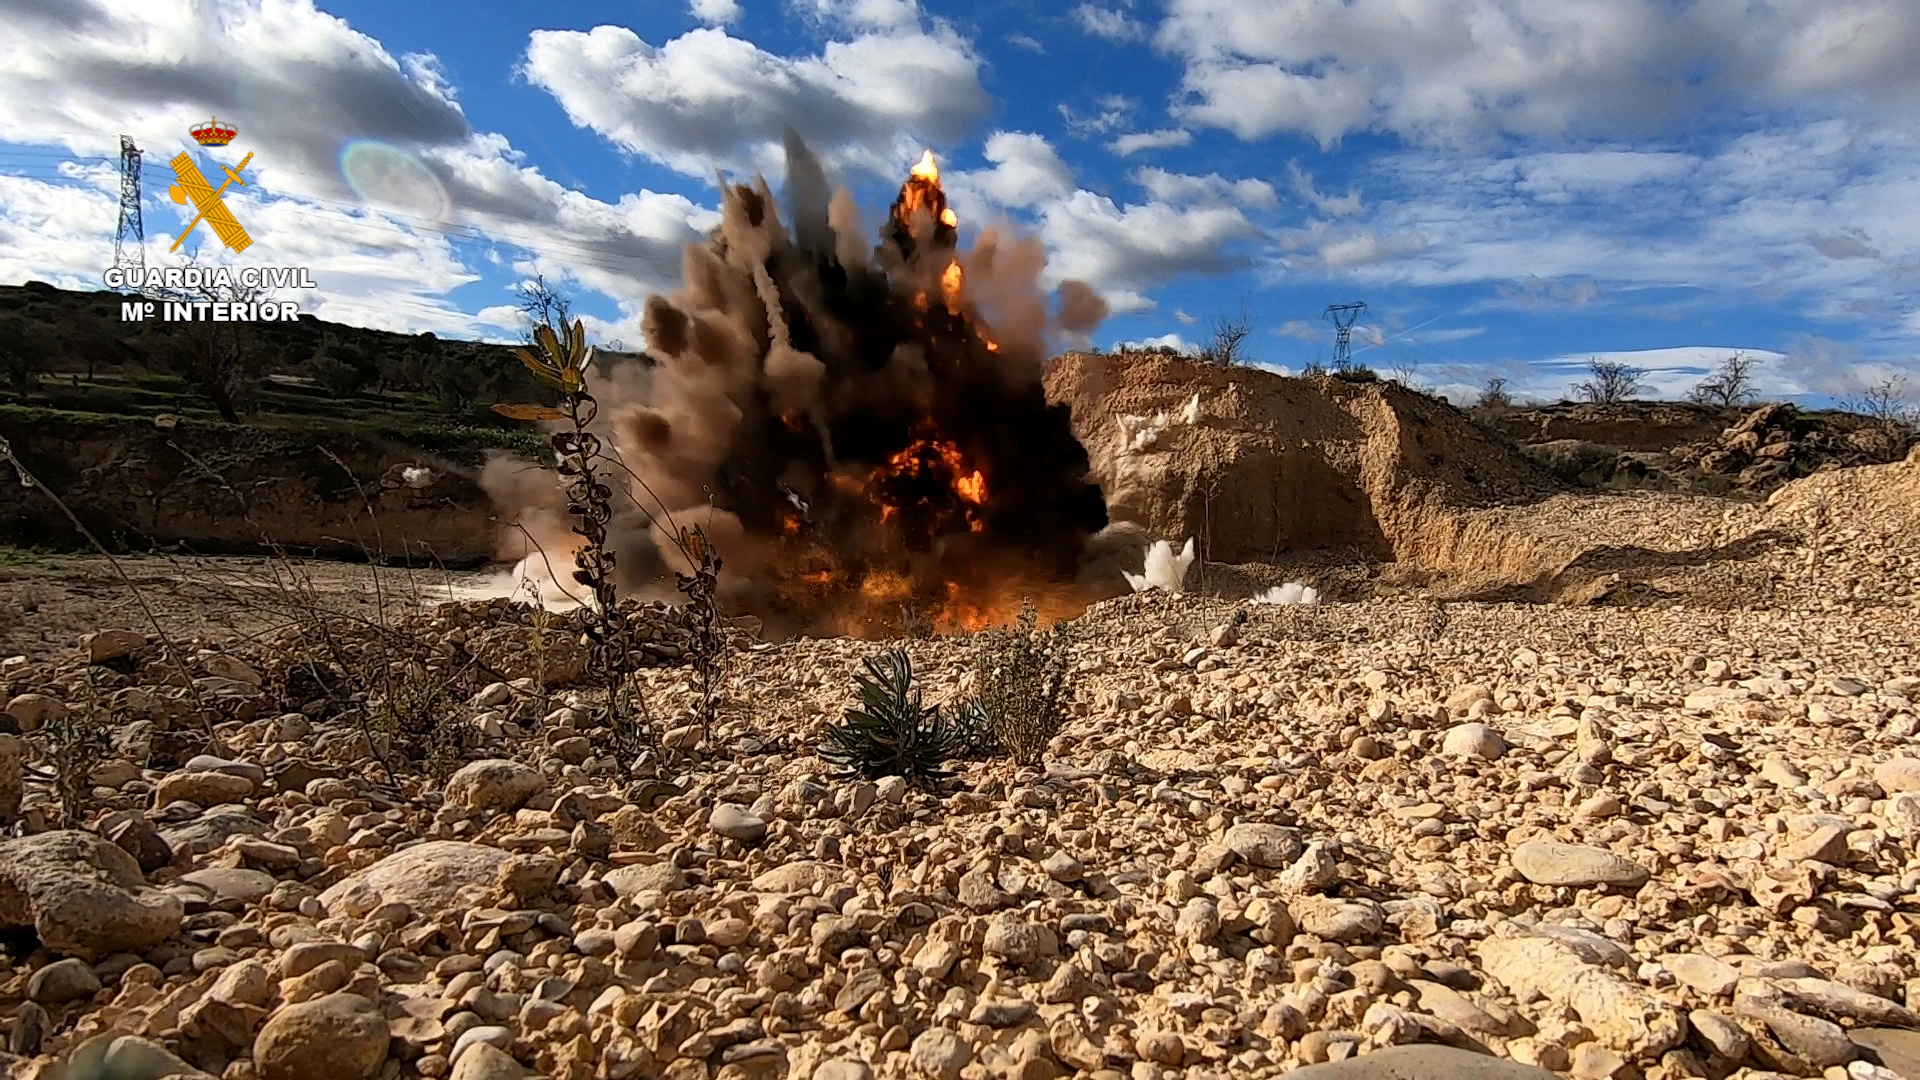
[83,629,146,662]
[909,1026,971,1080]
[1442,722,1508,760]
[253,992,391,1080]
[27,958,101,1004]
[1687,1009,1750,1061]
[1663,953,1739,997]
[603,860,687,898]
[450,1042,528,1080]
[59,1033,215,1080]
[0,831,184,958]
[319,841,513,918]
[106,817,173,874]
[752,860,838,894]
[1279,1044,1563,1078]
[1481,935,1684,1057]
[445,759,545,813]
[710,803,768,844]
[1293,896,1385,943]
[1223,822,1304,868]
[1873,757,1920,794]
[1850,1029,1920,1080]
[3,693,66,732]
[1511,838,1650,888]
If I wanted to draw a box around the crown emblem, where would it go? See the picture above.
[191,116,237,147]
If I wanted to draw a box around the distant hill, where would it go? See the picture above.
[0,280,579,563]
[0,279,649,426]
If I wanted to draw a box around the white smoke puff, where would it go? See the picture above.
[1117,392,1202,453]
[448,554,589,611]
[1117,412,1170,452]
[400,466,434,488]
[1123,537,1195,594]
[1253,582,1321,605]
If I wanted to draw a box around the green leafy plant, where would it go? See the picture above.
[495,323,618,626]
[821,648,963,787]
[963,601,1074,766]
[949,695,1001,760]
[494,320,657,773]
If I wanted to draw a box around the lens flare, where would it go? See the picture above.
[340,139,451,222]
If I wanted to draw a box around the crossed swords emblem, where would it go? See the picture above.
[168,151,254,253]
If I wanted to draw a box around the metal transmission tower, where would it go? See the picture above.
[112,135,146,287]
[1324,301,1366,371]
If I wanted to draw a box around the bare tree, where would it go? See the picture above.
[519,274,573,344]
[1200,300,1255,365]
[1476,376,1514,410]
[1574,358,1647,404]
[1838,373,1918,427]
[1838,374,1919,462]
[1688,352,1761,407]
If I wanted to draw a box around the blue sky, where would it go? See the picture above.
[1,0,1917,405]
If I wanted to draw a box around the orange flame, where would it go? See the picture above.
[866,435,991,533]
[892,149,958,246]
[954,469,986,504]
[940,260,964,314]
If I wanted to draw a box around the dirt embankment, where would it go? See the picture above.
[1045,355,1920,610]
[0,411,509,565]
[1045,353,1571,579]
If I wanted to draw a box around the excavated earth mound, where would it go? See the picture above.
[1047,355,1920,611]
[1046,353,1558,571]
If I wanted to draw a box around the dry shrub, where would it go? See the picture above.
[965,600,1074,766]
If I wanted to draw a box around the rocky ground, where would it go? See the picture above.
[0,554,491,661]
[1,456,1919,1080]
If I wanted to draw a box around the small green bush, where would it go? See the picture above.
[820,649,964,787]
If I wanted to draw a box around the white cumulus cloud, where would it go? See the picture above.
[1073,4,1148,42]
[1134,167,1278,209]
[520,22,988,180]
[1109,129,1193,156]
[690,0,743,24]
[1156,0,1920,147]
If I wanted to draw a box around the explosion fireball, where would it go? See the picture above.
[487,133,1121,638]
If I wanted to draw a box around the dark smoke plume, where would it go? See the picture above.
[490,135,1118,638]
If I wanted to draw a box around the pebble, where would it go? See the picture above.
[1441,722,1508,760]
[1510,838,1651,887]
[709,802,768,843]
